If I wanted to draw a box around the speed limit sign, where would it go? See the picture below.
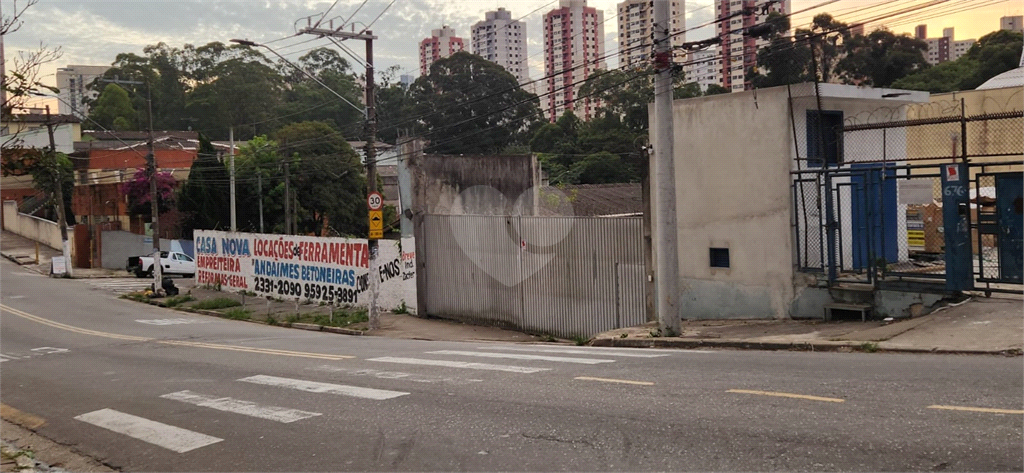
[367,192,383,211]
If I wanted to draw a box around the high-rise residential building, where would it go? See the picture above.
[419,26,465,76]
[1000,15,1023,33]
[715,0,790,92]
[471,8,530,83]
[617,0,685,69]
[917,25,975,65]
[685,47,722,91]
[399,74,415,91]
[542,0,606,122]
[56,65,110,118]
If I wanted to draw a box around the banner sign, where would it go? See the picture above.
[194,230,413,311]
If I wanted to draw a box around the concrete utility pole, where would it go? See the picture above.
[44,106,72,277]
[229,126,236,232]
[292,26,382,330]
[100,77,161,289]
[652,0,680,334]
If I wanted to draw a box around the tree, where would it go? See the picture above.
[836,29,929,87]
[704,84,731,95]
[410,52,541,154]
[123,168,176,218]
[275,48,365,139]
[89,84,138,130]
[185,46,285,140]
[234,135,284,233]
[178,134,230,236]
[571,151,627,184]
[30,152,76,225]
[893,30,1024,92]
[274,121,366,237]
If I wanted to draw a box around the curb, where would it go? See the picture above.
[590,337,1022,356]
[127,297,367,336]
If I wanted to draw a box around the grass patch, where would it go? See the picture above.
[191,297,242,310]
[321,307,369,328]
[394,302,409,314]
[572,335,590,346]
[222,308,252,320]
[163,294,195,307]
[859,342,879,353]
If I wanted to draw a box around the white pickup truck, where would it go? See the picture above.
[126,251,196,278]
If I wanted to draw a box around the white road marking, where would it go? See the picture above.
[74,408,222,453]
[136,318,211,326]
[367,356,550,373]
[237,375,409,400]
[30,347,69,355]
[427,350,615,364]
[87,279,154,295]
[308,365,483,385]
[479,346,676,358]
[160,390,321,423]
[0,353,27,362]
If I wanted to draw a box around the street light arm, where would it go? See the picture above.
[230,38,367,118]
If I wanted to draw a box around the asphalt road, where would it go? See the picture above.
[2,259,1022,472]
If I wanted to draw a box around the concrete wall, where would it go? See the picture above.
[2,200,75,254]
[409,153,541,216]
[100,230,192,270]
[661,86,796,319]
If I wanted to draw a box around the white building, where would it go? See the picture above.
[1000,15,1023,33]
[917,25,975,66]
[56,65,110,118]
[684,47,722,91]
[542,0,606,121]
[471,8,529,83]
[715,0,790,92]
[617,0,685,69]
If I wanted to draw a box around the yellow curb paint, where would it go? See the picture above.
[0,304,352,361]
[727,389,845,403]
[575,376,654,386]
[0,404,47,429]
[928,405,1024,415]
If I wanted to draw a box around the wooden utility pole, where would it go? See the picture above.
[44,106,72,276]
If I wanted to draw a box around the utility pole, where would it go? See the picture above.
[229,126,236,232]
[100,77,161,290]
[652,0,680,334]
[283,160,291,235]
[44,106,72,277]
[258,173,264,233]
[294,26,381,330]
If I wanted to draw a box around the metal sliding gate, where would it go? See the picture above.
[419,214,647,338]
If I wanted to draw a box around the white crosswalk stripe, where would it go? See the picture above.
[74,408,222,453]
[237,375,409,400]
[160,390,321,423]
[477,346,683,358]
[367,356,550,373]
[87,278,153,295]
[426,350,616,364]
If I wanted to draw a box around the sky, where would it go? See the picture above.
[3,0,1020,111]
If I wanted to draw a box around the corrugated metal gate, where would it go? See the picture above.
[420,215,646,338]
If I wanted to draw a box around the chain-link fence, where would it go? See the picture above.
[793,106,1023,292]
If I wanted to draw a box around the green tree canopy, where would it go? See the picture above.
[836,29,929,87]
[273,121,367,237]
[89,84,138,131]
[178,134,231,236]
[892,30,1024,92]
[410,52,540,154]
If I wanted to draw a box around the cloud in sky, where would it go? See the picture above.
[2,0,1017,98]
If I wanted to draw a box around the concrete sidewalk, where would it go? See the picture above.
[4,230,1021,354]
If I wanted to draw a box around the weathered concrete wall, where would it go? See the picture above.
[409,153,541,216]
[2,200,75,254]
[100,230,191,270]
[660,86,796,319]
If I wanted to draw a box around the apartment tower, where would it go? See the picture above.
[419,26,465,76]
[617,0,685,68]
[472,8,529,83]
[543,0,606,122]
[715,0,790,92]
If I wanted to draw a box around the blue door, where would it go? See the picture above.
[996,173,1023,283]
[851,163,898,270]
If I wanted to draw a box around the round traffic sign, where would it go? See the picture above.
[367,192,384,210]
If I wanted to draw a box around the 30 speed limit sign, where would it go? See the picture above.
[367,192,383,211]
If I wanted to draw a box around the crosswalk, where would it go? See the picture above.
[86,278,154,295]
[72,344,687,455]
